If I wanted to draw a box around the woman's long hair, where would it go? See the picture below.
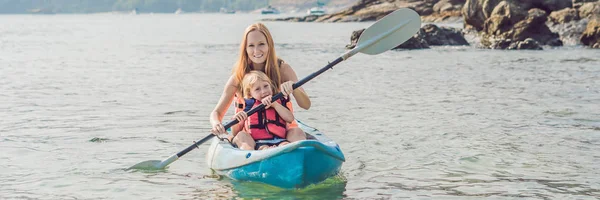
[232,23,281,94]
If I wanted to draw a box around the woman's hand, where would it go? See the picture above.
[211,122,226,135]
[280,81,295,97]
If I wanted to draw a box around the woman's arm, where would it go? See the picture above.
[210,76,238,134]
[280,62,311,110]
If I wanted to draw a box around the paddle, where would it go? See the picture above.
[129,8,421,170]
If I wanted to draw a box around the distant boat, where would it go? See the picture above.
[261,5,280,14]
[307,7,325,16]
[27,8,55,14]
[220,7,236,14]
[130,8,138,15]
[175,8,183,14]
[221,0,236,14]
[307,1,326,16]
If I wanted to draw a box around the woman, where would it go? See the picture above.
[210,23,310,150]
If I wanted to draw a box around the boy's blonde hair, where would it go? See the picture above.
[241,71,276,99]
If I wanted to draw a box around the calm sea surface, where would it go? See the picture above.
[1,13,599,199]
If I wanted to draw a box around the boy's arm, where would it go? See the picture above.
[230,111,248,136]
[230,120,244,136]
[272,103,294,123]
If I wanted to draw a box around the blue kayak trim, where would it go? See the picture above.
[206,120,345,188]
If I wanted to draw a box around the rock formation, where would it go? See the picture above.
[266,0,600,49]
[580,15,600,48]
[265,0,466,22]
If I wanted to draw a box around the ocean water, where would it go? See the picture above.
[1,13,599,199]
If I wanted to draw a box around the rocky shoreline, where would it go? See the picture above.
[264,0,600,50]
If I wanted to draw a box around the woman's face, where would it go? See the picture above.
[246,30,269,65]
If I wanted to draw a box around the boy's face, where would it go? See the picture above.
[249,80,273,100]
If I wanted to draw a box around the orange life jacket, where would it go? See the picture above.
[243,98,289,140]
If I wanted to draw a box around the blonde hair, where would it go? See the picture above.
[241,71,276,99]
[232,23,281,94]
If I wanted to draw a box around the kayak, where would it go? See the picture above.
[205,120,345,188]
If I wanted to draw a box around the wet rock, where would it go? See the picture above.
[462,0,572,32]
[264,15,320,22]
[573,0,599,8]
[544,1,598,46]
[549,8,580,24]
[460,0,488,31]
[482,1,529,34]
[537,0,573,12]
[508,38,544,50]
[345,29,365,49]
[488,38,513,49]
[421,24,470,45]
[580,15,600,48]
[394,34,431,49]
[314,0,402,22]
[488,38,543,50]
[465,0,565,49]
[89,137,109,143]
[547,18,590,45]
[434,0,466,12]
[421,10,464,22]
[578,2,600,18]
[411,0,435,16]
[504,9,563,46]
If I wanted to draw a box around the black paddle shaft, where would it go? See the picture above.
[176,57,345,157]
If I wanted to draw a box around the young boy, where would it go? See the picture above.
[231,70,294,150]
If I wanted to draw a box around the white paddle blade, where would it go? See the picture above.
[128,154,179,170]
[356,8,421,55]
[128,160,163,170]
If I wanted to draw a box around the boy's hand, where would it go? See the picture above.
[232,111,247,123]
[261,95,273,108]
